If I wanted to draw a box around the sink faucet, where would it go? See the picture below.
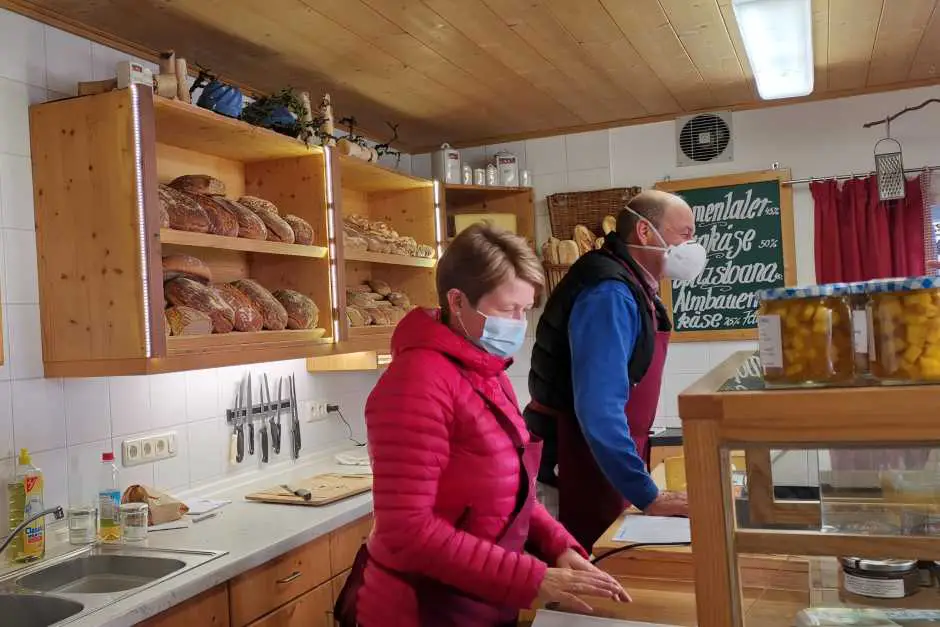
[0,506,65,556]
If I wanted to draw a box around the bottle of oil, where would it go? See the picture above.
[97,452,121,542]
[6,448,45,563]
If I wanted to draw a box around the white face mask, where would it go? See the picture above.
[625,208,707,281]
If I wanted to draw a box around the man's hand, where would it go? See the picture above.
[642,491,689,517]
[555,548,631,603]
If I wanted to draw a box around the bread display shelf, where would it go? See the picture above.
[344,249,436,267]
[160,229,328,258]
[338,154,430,193]
[168,329,330,355]
[347,326,396,339]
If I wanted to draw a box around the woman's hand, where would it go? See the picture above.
[556,549,631,603]
[538,561,630,613]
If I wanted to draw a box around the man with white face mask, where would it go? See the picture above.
[524,190,706,551]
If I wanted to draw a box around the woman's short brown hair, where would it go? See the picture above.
[436,224,544,315]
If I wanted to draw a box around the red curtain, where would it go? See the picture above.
[811,175,926,283]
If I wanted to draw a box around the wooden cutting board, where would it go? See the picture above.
[245,473,373,506]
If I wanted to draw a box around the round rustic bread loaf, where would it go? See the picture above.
[162,254,212,284]
[367,279,392,296]
[237,196,280,215]
[160,203,170,229]
[164,277,234,333]
[188,194,239,237]
[386,291,411,308]
[346,306,368,327]
[212,283,263,332]
[231,279,288,330]
[283,215,315,245]
[215,198,267,240]
[160,185,210,233]
[169,174,226,196]
[238,196,294,243]
[272,289,318,330]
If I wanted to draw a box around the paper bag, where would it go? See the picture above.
[122,485,189,525]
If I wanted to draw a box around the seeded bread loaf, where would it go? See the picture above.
[160,185,210,233]
[215,198,267,240]
[283,215,314,245]
[162,254,212,284]
[165,306,212,336]
[386,291,411,308]
[212,283,263,332]
[237,196,280,216]
[160,203,170,229]
[169,174,226,196]
[164,277,235,333]
[231,279,288,330]
[346,306,369,327]
[415,244,434,258]
[367,279,392,296]
[189,194,239,237]
[273,289,318,330]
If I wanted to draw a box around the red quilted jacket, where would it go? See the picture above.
[356,308,584,627]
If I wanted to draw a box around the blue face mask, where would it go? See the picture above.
[477,313,527,358]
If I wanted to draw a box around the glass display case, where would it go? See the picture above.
[680,351,940,627]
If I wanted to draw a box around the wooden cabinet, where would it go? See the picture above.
[329,515,373,574]
[442,184,535,248]
[138,584,230,627]
[245,580,334,627]
[28,87,336,376]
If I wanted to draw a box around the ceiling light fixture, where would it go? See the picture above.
[732,0,814,100]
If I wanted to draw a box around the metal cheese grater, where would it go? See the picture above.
[874,119,906,201]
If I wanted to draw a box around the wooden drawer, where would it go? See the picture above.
[138,584,229,627]
[331,569,351,604]
[230,535,332,627]
[246,580,334,627]
[329,515,373,576]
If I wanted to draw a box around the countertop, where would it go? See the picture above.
[9,445,374,627]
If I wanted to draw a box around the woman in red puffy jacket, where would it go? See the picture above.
[335,224,628,627]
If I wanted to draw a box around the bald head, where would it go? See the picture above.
[616,190,695,247]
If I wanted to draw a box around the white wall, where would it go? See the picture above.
[0,9,384,517]
[414,83,940,485]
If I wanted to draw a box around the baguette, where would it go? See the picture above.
[595,237,605,250]
[164,277,235,333]
[215,198,267,240]
[160,184,210,233]
[164,306,212,336]
[189,194,239,237]
[573,225,594,256]
[162,254,212,284]
[602,215,617,235]
[558,240,580,265]
[283,214,314,245]
[168,174,225,196]
[212,283,263,332]
[231,279,288,330]
[273,289,319,330]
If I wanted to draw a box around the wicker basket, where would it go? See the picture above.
[547,186,643,240]
[543,262,571,296]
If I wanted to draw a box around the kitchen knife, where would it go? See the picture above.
[272,377,283,454]
[290,375,301,459]
[259,374,270,463]
[247,372,254,456]
[280,484,312,501]
[229,383,241,465]
[235,377,245,463]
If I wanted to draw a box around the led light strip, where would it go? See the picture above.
[433,179,443,258]
[130,84,152,358]
[324,147,341,341]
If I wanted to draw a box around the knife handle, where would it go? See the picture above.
[261,428,269,463]
[248,421,255,455]
[236,426,245,463]
[229,432,238,465]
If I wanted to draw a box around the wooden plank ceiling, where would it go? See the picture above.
[7,0,940,151]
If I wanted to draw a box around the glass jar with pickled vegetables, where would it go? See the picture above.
[868,277,940,383]
[756,284,855,387]
[847,281,872,378]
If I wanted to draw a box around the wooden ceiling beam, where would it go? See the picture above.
[827,0,883,92]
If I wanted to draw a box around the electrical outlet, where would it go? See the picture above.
[307,401,332,422]
[122,431,178,467]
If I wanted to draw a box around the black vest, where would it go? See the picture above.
[525,234,671,484]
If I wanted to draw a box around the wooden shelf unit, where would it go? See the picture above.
[29,86,336,376]
[442,183,535,247]
[307,155,438,372]
[679,352,940,627]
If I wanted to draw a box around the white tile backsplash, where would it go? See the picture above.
[64,378,111,445]
[44,26,92,96]
[565,130,610,172]
[3,229,39,303]
[0,381,12,459]
[567,167,611,192]
[525,136,567,176]
[8,304,43,380]
[13,377,65,452]
[0,153,36,230]
[150,372,188,429]
[0,10,45,87]
[109,376,152,437]
[0,78,34,157]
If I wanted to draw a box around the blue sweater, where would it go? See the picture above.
[568,280,659,509]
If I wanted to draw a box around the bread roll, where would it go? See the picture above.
[602,215,616,235]
[387,291,411,308]
[165,306,212,336]
[160,185,210,233]
[169,175,226,196]
[558,240,580,265]
[573,225,594,256]
[212,283,263,332]
[273,289,318,330]
[343,232,368,251]
[237,195,280,216]
[189,194,239,237]
[415,244,434,258]
[367,279,392,296]
[231,279,288,330]
[370,307,391,326]
[348,292,379,309]
[347,284,371,294]
[346,305,368,327]
[345,214,370,232]
[283,215,314,245]
[389,235,417,256]
[162,254,212,284]
[216,198,267,240]
[164,278,235,333]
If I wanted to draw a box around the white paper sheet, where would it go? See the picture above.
[183,498,231,516]
[612,515,691,544]
[532,609,670,627]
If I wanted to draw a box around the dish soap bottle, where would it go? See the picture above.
[6,448,45,563]
[97,452,121,542]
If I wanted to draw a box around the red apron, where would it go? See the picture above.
[334,377,542,627]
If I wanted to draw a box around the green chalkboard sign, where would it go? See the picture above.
[656,170,796,342]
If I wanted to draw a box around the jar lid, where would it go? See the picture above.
[119,502,149,513]
[840,557,917,573]
[757,283,851,301]
[846,281,870,295]
[866,276,940,293]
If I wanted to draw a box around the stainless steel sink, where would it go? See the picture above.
[18,554,187,594]
[0,593,83,626]
[0,544,226,625]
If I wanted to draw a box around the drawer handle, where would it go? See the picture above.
[276,571,303,584]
